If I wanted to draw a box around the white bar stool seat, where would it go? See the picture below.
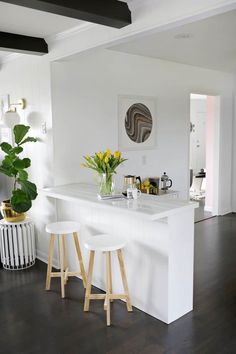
[45,221,87,298]
[83,234,132,326]
[46,221,81,235]
[84,234,126,252]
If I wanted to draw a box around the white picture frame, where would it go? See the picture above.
[118,95,157,151]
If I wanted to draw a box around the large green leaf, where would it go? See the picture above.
[11,189,32,213]
[13,158,31,170]
[0,142,12,153]
[0,166,14,177]
[20,137,37,145]
[2,155,14,168]
[10,146,23,155]
[18,170,28,180]
[13,125,30,144]
[0,156,18,176]
[18,180,38,200]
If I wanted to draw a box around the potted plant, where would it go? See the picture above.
[0,124,38,222]
[81,149,127,196]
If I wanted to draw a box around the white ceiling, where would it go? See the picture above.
[0,1,135,60]
[0,50,12,58]
[110,9,236,73]
[0,2,85,38]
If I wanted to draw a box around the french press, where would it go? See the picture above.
[161,172,172,191]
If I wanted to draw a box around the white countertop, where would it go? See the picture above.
[42,183,198,221]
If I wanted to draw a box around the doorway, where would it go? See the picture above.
[189,93,220,222]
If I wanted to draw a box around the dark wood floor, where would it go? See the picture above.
[0,214,236,354]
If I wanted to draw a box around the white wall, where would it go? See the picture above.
[51,49,233,213]
[0,55,57,261]
[0,48,234,266]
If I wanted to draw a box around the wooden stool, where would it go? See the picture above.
[83,234,132,326]
[45,221,87,298]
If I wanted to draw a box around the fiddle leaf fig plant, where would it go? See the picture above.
[0,124,38,213]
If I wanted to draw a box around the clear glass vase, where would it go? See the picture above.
[99,173,114,196]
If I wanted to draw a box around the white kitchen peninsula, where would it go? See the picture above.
[42,183,198,324]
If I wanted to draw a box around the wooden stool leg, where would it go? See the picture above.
[73,232,87,288]
[62,235,68,270]
[62,235,69,284]
[109,252,113,302]
[117,249,133,312]
[45,234,55,290]
[104,251,113,310]
[106,251,112,326]
[84,251,95,312]
[59,236,65,298]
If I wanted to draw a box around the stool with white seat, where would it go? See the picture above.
[45,221,87,298]
[84,234,132,326]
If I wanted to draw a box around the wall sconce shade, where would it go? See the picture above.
[2,111,20,128]
[1,97,26,128]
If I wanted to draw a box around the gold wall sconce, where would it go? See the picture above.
[3,98,26,128]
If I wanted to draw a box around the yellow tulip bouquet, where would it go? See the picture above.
[82,149,127,195]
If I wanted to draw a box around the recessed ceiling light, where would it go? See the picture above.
[174,33,194,39]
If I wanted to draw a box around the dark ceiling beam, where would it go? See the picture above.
[0,32,48,55]
[0,0,132,28]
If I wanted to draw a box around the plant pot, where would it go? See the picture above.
[1,200,26,223]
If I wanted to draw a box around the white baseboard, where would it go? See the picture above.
[205,206,233,216]
[36,250,60,269]
[219,209,233,216]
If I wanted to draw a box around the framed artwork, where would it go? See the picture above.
[0,94,9,120]
[118,95,157,150]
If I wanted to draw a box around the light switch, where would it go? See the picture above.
[42,122,47,134]
[142,155,147,165]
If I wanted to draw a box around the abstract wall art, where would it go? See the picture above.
[118,95,157,150]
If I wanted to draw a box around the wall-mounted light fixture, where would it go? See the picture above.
[3,98,26,128]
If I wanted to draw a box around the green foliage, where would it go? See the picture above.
[20,137,37,145]
[13,158,31,170]
[1,142,12,153]
[13,125,30,144]
[11,189,32,213]
[11,146,24,155]
[0,124,38,213]
[18,180,37,200]
[18,170,28,180]
[82,149,127,175]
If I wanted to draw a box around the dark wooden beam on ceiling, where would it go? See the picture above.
[0,0,132,28]
[0,32,48,55]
